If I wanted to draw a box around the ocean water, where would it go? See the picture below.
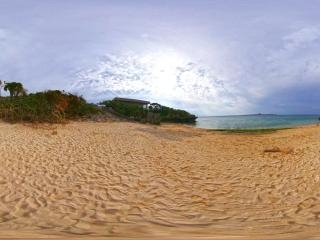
[196,115,320,129]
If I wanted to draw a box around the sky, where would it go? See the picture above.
[0,0,320,115]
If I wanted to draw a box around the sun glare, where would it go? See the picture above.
[143,50,188,95]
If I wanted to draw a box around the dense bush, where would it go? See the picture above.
[160,105,197,123]
[101,99,197,124]
[102,100,147,121]
[0,90,101,123]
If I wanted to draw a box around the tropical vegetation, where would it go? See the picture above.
[101,99,197,124]
[0,82,100,123]
[0,81,197,124]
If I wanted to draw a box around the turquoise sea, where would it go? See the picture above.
[196,115,320,129]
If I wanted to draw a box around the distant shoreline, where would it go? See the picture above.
[193,122,318,131]
[195,114,319,130]
[198,113,320,118]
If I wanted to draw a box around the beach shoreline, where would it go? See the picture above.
[1,121,320,239]
[195,115,320,130]
[174,120,319,133]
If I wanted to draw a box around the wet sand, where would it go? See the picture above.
[0,121,320,239]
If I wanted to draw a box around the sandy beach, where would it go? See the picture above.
[0,121,320,239]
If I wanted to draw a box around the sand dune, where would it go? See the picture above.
[0,121,320,239]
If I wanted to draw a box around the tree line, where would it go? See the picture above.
[0,80,197,124]
[101,99,197,124]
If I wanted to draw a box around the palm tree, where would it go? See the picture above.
[4,82,26,98]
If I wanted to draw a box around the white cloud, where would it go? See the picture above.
[2,1,320,115]
[71,24,320,115]
[283,26,320,50]
[70,51,251,115]
[241,26,320,99]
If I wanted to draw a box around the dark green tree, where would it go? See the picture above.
[149,103,162,113]
[4,82,26,97]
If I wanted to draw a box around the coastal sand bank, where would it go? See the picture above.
[0,122,320,239]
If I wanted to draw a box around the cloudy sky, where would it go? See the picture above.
[1,0,320,115]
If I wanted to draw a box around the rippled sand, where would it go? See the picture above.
[1,121,320,239]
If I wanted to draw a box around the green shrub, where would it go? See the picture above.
[101,100,147,121]
[0,90,101,123]
[160,105,197,123]
[101,99,197,124]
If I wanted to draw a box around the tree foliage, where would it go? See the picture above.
[159,105,197,123]
[101,99,197,124]
[0,90,101,123]
[4,82,26,97]
[102,100,147,121]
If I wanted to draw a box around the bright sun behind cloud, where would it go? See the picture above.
[71,49,245,115]
[142,50,189,95]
